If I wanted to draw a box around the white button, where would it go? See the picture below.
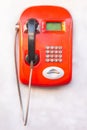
[42,66,64,79]
[50,50,54,54]
[58,54,62,58]
[54,59,58,62]
[58,46,62,49]
[59,59,62,62]
[46,50,50,54]
[50,46,54,49]
[55,50,58,54]
[46,59,50,62]
[46,55,50,58]
[58,50,62,54]
[50,55,54,58]
[50,59,54,62]
[46,46,50,49]
[55,46,59,49]
[54,55,58,58]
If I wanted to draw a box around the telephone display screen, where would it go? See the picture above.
[46,22,62,31]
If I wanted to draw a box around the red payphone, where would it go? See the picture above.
[15,6,73,125]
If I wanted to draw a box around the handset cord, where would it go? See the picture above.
[14,24,33,126]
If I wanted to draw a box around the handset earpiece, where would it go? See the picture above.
[25,18,39,65]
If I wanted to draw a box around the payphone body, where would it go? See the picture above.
[18,6,73,86]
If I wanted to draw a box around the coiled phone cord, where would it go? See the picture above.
[14,24,33,125]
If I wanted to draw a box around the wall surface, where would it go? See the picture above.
[0,0,87,130]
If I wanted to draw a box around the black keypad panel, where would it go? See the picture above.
[45,46,63,62]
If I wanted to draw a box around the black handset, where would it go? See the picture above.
[25,19,39,65]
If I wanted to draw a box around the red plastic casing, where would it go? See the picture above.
[18,6,73,86]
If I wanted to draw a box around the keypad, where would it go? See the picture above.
[45,46,63,62]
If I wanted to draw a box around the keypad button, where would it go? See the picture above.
[46,55,50,58]
[46,50,50,54]
[50,59,54,62]
[55,46,59,49]
[58,50,62,54]
[58,46,62,49]
[54,55,58,58]
[46,46,50,49]
[50,55,54,58]
[46,59,50,62]
[50,50,54,54]
[54,59,58,62]
[59,59,62,62]
[50,46,54,49]
[58,54,62,58]
[55,50,59,54]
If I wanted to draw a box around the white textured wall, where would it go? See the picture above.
[0,1,87,130]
